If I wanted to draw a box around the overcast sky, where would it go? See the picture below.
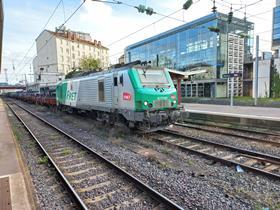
[0,0,276,84]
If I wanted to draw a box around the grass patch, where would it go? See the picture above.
[37,156,48,164]
[160,148,172,155]
[12,129,22,141]
[186,159,194,166]
[48,135,60,141]
[147,156,173,170]
[62,149,71,156]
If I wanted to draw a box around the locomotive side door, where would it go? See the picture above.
[113,73,119,107]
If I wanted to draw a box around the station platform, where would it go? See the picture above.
[182,103,280,130]
[0,99,33,210]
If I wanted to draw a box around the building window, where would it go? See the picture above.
[72,54,75,59]
[60,40,63,44]
[61,56,64,62]
[98,80,105,102]
[78,51,80,56]
[73,61,76,67]
[83,45,85,49]
[77,44,80,48]
[72,46,74,51]
[61,47,63,53]
[66,49,69,54]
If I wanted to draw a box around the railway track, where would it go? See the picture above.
[175,122,280,147]
[149,129,280,180]
[7,102,183,210]
[181,120,280,138]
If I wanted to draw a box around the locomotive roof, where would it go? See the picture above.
[62,65,166,82]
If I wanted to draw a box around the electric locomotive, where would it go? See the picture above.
[56,62,181,130]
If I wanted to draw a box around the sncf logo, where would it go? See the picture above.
[123,92,131,101]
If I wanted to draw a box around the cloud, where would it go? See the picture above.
[80,1,113,22]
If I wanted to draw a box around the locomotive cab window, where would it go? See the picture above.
[137,69,169,87]
[98,80,105,102]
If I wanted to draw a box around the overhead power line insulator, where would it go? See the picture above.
[228,11,233,24]
[146,7,154,15]
[137,4,146,13]
[228,5,233,24]
[183,0,193,10]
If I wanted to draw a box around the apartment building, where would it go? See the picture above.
[33,27,109,87]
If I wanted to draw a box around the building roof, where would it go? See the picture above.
[167,68,207,79]
[45,29,109,50]
[126,12,253,50]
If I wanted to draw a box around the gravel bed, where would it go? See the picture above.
[170,125,280,158]
[10,103,160,209]
[5,105,77,209]
[15,100,280,210]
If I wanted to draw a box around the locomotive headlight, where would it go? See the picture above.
[173,100,176,104]
[144,101,148,106]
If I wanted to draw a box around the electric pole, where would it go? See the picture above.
[254,35,259,106]
[4,68,8,84]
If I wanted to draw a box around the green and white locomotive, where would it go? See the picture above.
[56,62,181,130]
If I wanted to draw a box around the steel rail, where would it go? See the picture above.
[181,120,280,137]
[149,130,280,180]
[161,129,280,163]
[9,101,184,210]
[175,122,280,147]
[7,103,88,210]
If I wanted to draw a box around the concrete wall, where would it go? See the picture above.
[216,83,227,97]
[253,59,271,98]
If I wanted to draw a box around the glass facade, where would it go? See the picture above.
[127,19,218,81]
[273,6,280,49]
[125,13,254,97]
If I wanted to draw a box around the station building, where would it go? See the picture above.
[272,0,280,54]
[125,12,254,98]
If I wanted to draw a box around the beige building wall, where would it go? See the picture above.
[33,29,109,87]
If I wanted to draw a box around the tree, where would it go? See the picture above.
[271,69,280,98]
[79,56,101,71]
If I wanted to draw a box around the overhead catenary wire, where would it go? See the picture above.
[14,0,63,73]
[13,1,86,82]
[107,9,183,47]
[107,0,201,47]
[213,0,269,22]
